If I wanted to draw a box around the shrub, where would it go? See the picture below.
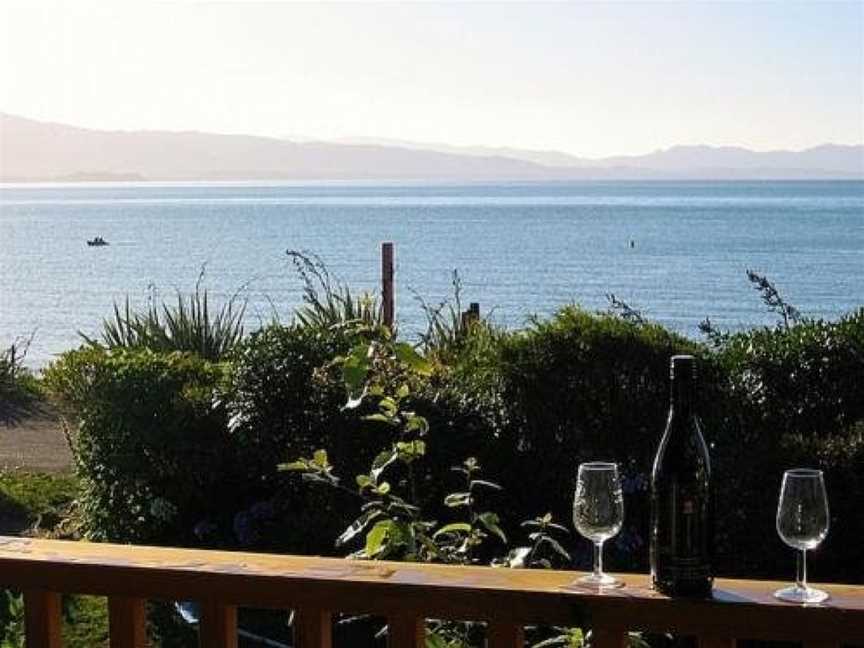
[43,347,232,545]
[225,322,370,554]
[467,307,715,573]
[44,292,864,631]
[707,309,864,581]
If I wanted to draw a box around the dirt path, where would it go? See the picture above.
[0,405,73,473]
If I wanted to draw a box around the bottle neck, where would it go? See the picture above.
[670,376,696,413]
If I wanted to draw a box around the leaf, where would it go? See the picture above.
[627,632,650,648]
[478,512,507,543]
[312,449,329,467]
[425,632,449,648]
[277,460,309,472]
[443,492,471,508]
[394,342,432,375]
[343,389,366,410]
[365,520,392,557]
[539,535,572,561]
[356,474,373,489]
[364,413,396,425]
[531,637,571,647]
[503,546,532,568]
[396,439,426,460]
[470,479,503,492]
[395,383,410,400]
[432,522,472,539]
[404,415,430,435]
[371,449,398,480]
[342,358,369,393]
[388,520,416,552]
[336,509,380,547]
[379,397,398,417]
[376,481,391,495]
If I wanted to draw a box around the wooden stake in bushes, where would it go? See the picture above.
[461,302,480,331]
[382,242,395,329]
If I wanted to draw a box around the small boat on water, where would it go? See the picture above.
[87,237,109,246]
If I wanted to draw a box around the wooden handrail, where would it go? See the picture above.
[0,536,862,647]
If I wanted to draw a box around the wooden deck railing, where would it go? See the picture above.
[0,536,862,648]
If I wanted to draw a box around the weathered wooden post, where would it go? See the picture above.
[382,242,395,329]
[461,302,480,331]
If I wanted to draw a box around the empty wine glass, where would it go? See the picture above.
[774,468,830,603]
[572,462,624,587]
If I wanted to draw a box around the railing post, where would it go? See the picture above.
[592,628,628,648]
[198,602,237,648]
[23,590,62,648]
[382,241,395,329]
[293,607,332,648]
[108,596,147,648]
[699,638,737,648]
[388,615,424,648]
[487,621,524,647]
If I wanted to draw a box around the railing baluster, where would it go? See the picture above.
[293,607,332,648]
[198,602,237,648]
[23,590,62,648]
[388,615,424,648]
[592,628,628,648]
[487,621,524,647]
[108,596,147,648]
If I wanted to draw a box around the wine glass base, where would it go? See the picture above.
[773,585,829,604]
[574,573,624,589]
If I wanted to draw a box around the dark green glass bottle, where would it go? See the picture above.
[650,355,714,597]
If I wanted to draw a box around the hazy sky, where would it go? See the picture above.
[1,1,862,158]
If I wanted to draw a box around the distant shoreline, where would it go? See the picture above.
[3,176,863,186]
[3,113,862,184]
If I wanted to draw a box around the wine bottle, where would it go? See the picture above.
[650,354,713,597]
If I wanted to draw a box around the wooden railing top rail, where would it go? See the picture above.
[0,536,862,643]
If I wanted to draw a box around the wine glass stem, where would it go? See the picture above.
[796,549,808,591]
[594,541,604,578]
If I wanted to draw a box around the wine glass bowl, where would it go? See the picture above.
[572,462,624,588]
[774,468,830,603]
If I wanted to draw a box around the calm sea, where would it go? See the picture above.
[1,180,862,368]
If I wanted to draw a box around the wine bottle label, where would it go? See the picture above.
[657,555,712,581]
[651,485,712,589]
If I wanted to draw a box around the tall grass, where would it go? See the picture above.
[287,250,381,330]
[415,270,502,359]
[82,276,246,361]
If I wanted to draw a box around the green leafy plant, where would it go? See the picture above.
[81,271,245,361]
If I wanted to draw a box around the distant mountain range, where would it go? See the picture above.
[1,113,861,182]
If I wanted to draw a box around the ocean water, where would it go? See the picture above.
[1,180,862,368]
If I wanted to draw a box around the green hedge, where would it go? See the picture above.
[468,308,713,573]
[43,348,232,546]
[44,308,864,586]
[709,309,864,580]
